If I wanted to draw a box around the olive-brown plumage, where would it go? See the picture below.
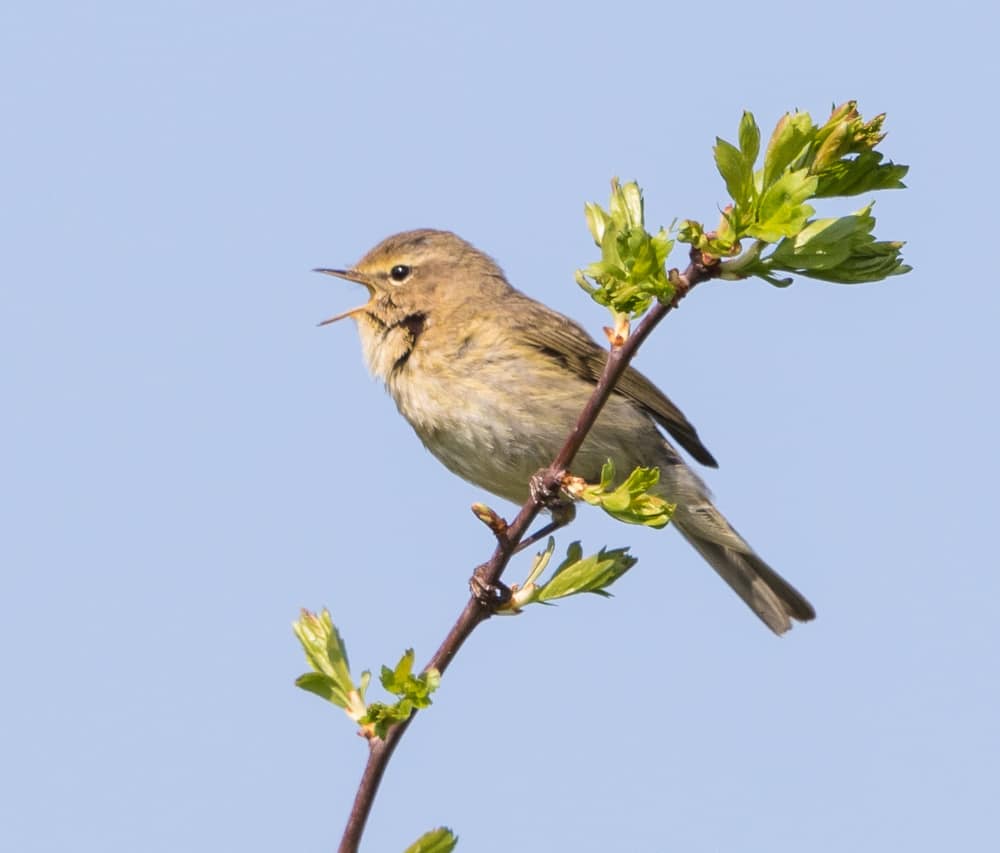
[318,229,815,634]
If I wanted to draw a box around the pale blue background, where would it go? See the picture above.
[3,2,997,851]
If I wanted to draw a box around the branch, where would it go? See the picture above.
[337,248,720,853]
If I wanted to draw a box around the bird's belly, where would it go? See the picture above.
[388,363,667,506]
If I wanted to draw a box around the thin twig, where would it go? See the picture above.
[337,249,719,853]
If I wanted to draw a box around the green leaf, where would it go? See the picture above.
[814,150,909,197]
[357,670,371,702]
[536,542,638,601]
[768,205,874,270]
[577,460,674,528]
[686,102,908,282]
[762,111,815,190]
[362,649,442,735]
[294,672,345,705]
[362,661,441,738]
[576,180,676,317]
[360,701,411,739]
[805,103,908,196]
[794,240,910,283]
[521,536,557,588]
[382,648,415,692]
[810,102,881,169]
[584,201,611,245]
[714,137,753,209]
[358,649,441,739]
[503,537,641,610]
[609,179,644,228]
[710,111,761,238]
[753,203,909,284]
[405,827,459,853]
[747,169,817,241]
[675,218,705,247]
[738,110,760,165]
[380,649,440,707]
[292,608,357,709]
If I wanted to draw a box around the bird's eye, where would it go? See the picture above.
[389,264,411,283]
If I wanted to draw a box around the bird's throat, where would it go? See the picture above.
[357,303,427,380]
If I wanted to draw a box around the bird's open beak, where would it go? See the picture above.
[313,268,376,326]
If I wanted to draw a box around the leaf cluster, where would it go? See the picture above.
[293,610,439,739]
[677,101,909,286]
[360,650,441,739]
[575,179,676,316]
[500,537,638,612]
[293,608,369,719]
[574,460,674,528]
[404,828,458,853]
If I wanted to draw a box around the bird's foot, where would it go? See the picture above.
[529,467,566,509]
[469,569,512,612]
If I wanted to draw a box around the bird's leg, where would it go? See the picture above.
[469,469,577,610]
[469,507,576,610]
[469,569,512,610]
[470,505,576,610]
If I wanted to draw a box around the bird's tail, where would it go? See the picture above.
[672,503,815,635]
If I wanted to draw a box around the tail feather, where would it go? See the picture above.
[652,459,815,634]
[675,522,816,635]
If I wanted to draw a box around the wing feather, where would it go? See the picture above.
[513,298,718,467]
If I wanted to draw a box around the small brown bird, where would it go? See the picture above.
[318,229,815,634]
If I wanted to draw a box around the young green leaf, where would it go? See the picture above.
[522,536,557,588]
[747,169,817,242]
[738,110,760,165]
[749,202,909,283]
[577,180,676,316]
[676,218,710,251]
[584,201,611,245]
[495,538,556,613]
[714,137,753,210]
[382,648,415,692]
[357,669,371,703]
[610,179,644,229]
[500,537,638,610]
[360,655,441,739]
[359,701,411,739]
[292,608,356,709]
[684,102,909,284]
[768,205,877,270]
[294,671,345,704]
[575,460,675,528]
[762,111,815,190]
[404,827,459,853]
[814,150,909,197]
[380,649,441,708]
[536,542,638,601]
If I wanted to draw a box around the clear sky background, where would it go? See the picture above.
[3,2,997,852]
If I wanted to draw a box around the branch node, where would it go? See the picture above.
[602,313,630,348]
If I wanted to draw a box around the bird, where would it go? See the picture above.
[317,229,815,634]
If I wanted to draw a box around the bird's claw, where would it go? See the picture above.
[529,468,576,526]
[529,467,566,508]
[469,570,512,612]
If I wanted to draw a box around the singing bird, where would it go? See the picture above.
[318,229,815,634]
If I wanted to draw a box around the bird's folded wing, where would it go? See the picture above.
[517,309,718,468]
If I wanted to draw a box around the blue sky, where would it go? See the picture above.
[3,2,997,852]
